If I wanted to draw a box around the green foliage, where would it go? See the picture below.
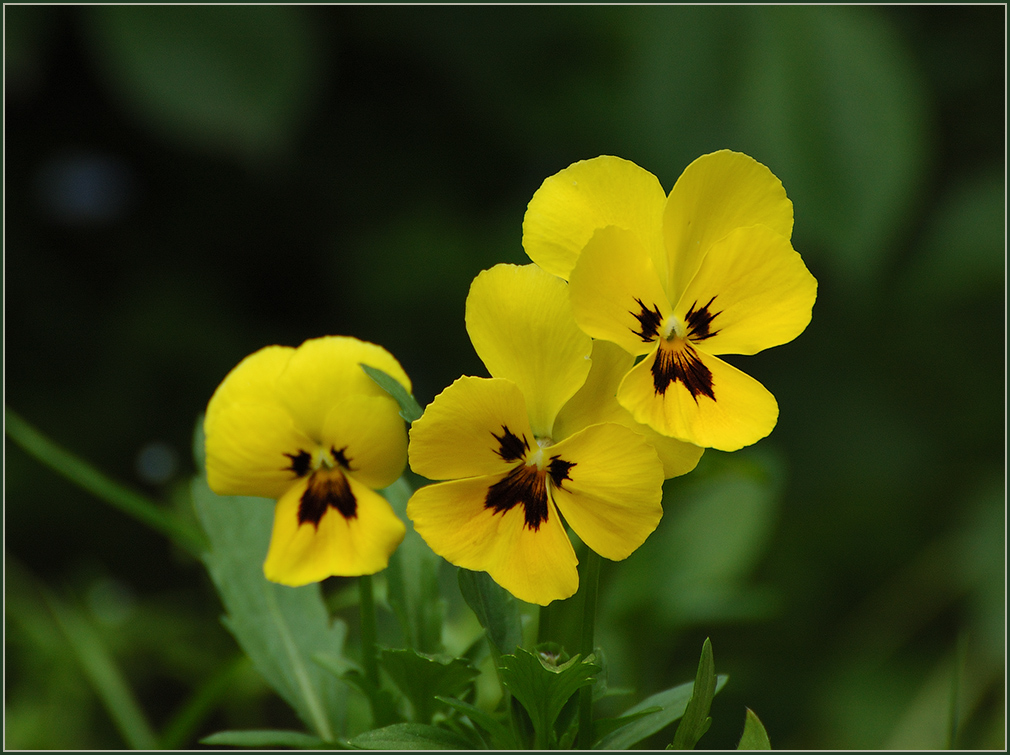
[361,364,426,426]
[347,722,476,750]
[499,647,601,749]
[380,648,480,724]
[384,477,444,653]
[670,638,717,749]
[593,675,729,750]
[457,569,524,656]
[199,729,328,748]
[738,709,772,750]
[191,477,348,742]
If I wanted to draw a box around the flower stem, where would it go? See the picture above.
[577,548,602,749]
[358,575,380,691]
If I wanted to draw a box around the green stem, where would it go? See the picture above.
[576,548,602,750]
[358,575,380,692]
[4,407,206,557]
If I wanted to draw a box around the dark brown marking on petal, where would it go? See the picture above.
[284,449,312,477]
[652,343,716,402]
[630,298,664,342]
[298,469,357,527]
[492,425,530,463]
[330,445,352,469]
[484,464,550,531]
[548,456,576,489]
[685,296,721,341]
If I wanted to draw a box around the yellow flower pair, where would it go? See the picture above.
[203,150,817,605]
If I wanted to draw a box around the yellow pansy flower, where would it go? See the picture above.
[406,264,702,606]
[204,336,409,586]
[523,150,818,452]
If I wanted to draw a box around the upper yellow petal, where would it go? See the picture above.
[204,345,313,499]
[465,264,591,437]
[617,346,779,451]
[264,472,406,586]
[568,225,672,357]
[548,422,665,561]
[663,150,794,306]
[321,394,408,490]
[673,225,817,356]
[406,475,579,605]
[408,376,533,482]
[553,340,704,478]
[522,155,668,280]
[276,336,412,443]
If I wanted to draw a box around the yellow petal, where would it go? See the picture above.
[554,340,704,478]
[663,150,794,305]
[264,471,406,586]
[522,155,668,280]
[569,226,673,356]
[406,475,578,605]
[466,264,591,437]
[408,376,533,481]
[617,346,779,451]
[548,423,664,561]
[205,345,314,499]
[673,225,817,356]
[321,394,408,490]
[277,336,412,443]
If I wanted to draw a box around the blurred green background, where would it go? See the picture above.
[5,5,1004,749]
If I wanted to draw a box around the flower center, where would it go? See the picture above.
[282,444,357,527]
[487,426,576,531]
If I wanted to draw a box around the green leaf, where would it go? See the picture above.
[594,675,729,750]
[313,654,402,728]
[191,475,347,742]
[499,647,600,750]
[670,638,717,749]
[199,729,328,749]
[4,407,205,557]
[347,722,475,750]
[361,364,425,425]
[592,706,663,744]
[380,648,480,724]
[457,569,523,656]
[383,477,444,653]
[44,591,158,750]
[437,695,517,750]
[83,5,319,163]
[737,708,772,750]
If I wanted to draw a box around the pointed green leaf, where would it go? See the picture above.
[199,729,328,748]
[384,477,444,653]
[437,695,517,750]
[457,568,523,655]
[594,675,729,750]
[347,722,475,750]
[592,706,663,743]
[499,647,600,749]
[361,364,424,424]
[191,475,347,742]
[380,648,479,724]
[737,708,772,750]
[313,654,402,727]
[670,638,717,750]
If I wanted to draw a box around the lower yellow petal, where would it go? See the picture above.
[553,340,704,479]
[569,225,673,356]
[548,423,664,561]
[264,473,406,586]
[408,377,532,482]
[617,347,779,452]
[673,224,817,356]
[204,345,313,499]
[407,476,579,606]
